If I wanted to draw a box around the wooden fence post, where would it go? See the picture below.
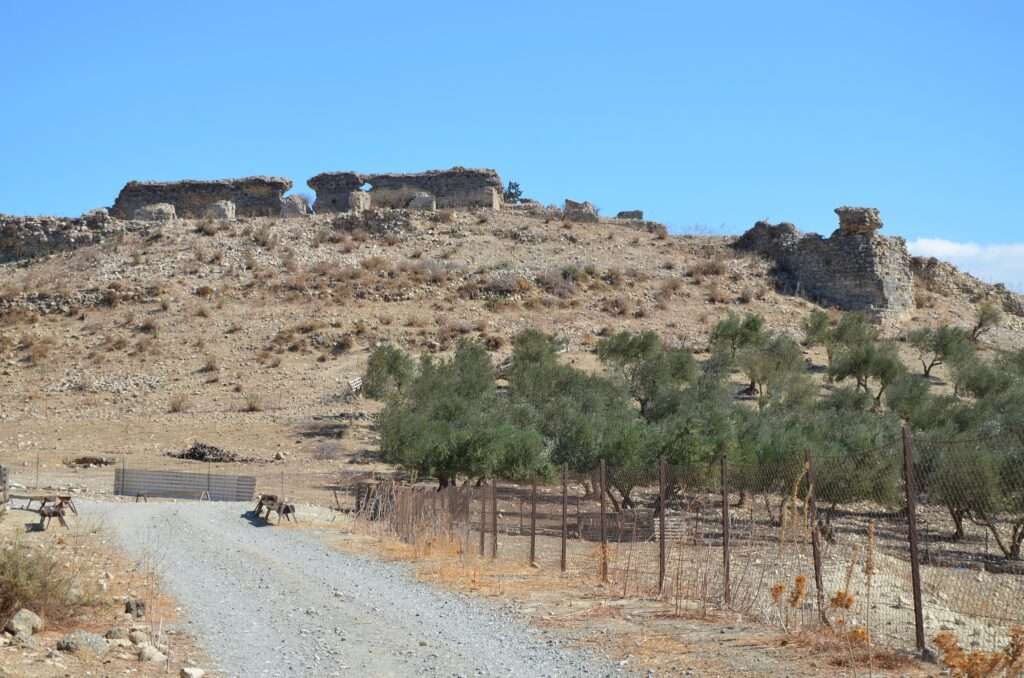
[479,484,486,557]
[529,477,538,565]
[490,479,498,559]
[804,449,829,627]
[902,425,928,656]
[560,464,568,572]
[599,459,608,582]
[720,453,731,607]
[658,458,668,594]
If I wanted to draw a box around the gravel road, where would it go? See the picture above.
[83,501,625,678]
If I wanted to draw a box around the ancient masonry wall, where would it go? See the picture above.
[111,176,292,219]
[307,167,503,213]
[734,207,915,315]
[0,212,121,263]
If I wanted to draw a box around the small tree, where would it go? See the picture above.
[830,338,905,406]
[597,330,696,419]
[711,312,765,361]
[503,180,524,204]
[802,309,837,372]
[970,301,1004,342]
[363,344,416,399]
[907,325,970,378]
[736,332,808,410]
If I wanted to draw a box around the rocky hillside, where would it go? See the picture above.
[0,205,1021,484]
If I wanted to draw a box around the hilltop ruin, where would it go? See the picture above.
[307,167,503,213]
[734,207,915,316]
[111,176,293,219]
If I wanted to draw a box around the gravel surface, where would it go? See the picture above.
[83,501,626,678]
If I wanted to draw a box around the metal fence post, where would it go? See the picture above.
[599,459,608,582]
[804,449,829,627]
[529,477,538,566]
[658,458,668,594]
[720,453,731,607]
[560,464,568,572]
[490,479,498,559]
[902,425,927,656]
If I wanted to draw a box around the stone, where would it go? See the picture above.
[616,210,644,220]
[112,176,292,219]
[1,214,131,264]
[734,209,914,316]
[12,632,40,650]
[128,629,150,645]
[280,194,312,217]
[5,609,43,637]
[308,167,503,212]
[406,192,437,211]
[563,199,599,223]
[835,206,883,235]
[133,203,177,222]
[104,627,129,640]
[203,200,236,220]
[181,668,206,678]
[125,597,146,619]
[137,643,167,662]
[57,630,108,656]
[82,207,111,226]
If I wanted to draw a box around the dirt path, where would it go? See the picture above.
[82,501,626,678]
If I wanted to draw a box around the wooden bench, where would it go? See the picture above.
[253,494,297,524]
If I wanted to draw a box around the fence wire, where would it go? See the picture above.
[3,428,1022,660]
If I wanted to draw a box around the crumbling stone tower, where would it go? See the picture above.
[734,206,914,316]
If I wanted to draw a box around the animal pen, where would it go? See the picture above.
[349,428,1024,661]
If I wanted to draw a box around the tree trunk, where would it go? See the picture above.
[605,485,621,513]
[948,506,965,541]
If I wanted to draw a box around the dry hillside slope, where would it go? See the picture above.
[0,206,1021,490]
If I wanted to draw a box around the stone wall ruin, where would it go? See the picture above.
[110,176,292,219]
[307,167,502,213]
[0,212,121,263]
[734,206,915,315]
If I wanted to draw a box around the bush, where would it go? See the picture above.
[242,392,263,412]
[0,540,89,624]
[169,394,191,413]
[689,256,726,277]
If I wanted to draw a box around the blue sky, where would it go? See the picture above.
[2,1,1022,288]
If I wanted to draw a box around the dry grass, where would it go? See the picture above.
[0,538,98,624]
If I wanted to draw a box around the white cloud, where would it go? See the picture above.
[907,238,1024,292]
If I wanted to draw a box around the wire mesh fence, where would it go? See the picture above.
[2,426,1022,660]
[341,431,1024,659]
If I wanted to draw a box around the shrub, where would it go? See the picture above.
[360,256,391,273]
[432,209,456,224]
[0,540,90,624]
[169,394,191,413]
[243,392,263,412]
[602,295,632,316]
[707,280,728,304]
[689,256,726,277]
[312,443,345,461]
[138,318,159,334]
[253,224,277,249]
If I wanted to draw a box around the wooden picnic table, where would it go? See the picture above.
[10,493,78,515]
